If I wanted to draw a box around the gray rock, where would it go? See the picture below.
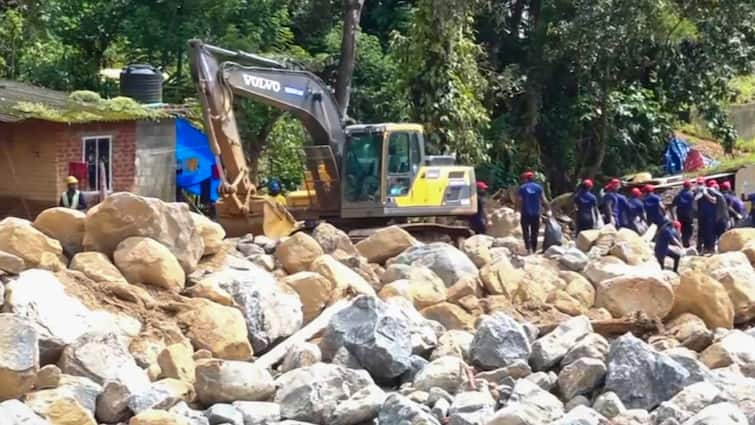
[604,333,691,410]
[274,363,373,424]
[0,314,38,400]
[413,356,471,395]
[485,379,565,424]
[24,375,102,419]
[205,263,303,353]
[680,402,748,425]
[237,234,265,256]
[653,382,725,425]
[428,388,454,406]
[401,355,429,385]
[545,245,567,259]
[248,254,275,271]
[385,297,440,356]
[526,371,558,392]
[0,399,50,425]
[232,401,281,425]
[431,330,475,362]
[169,401,211,425]
[377,394,441,425]
[432,398,451,421]
[127,379,192,414]
[613,409,651,425]
[592,391,626,419]
[58,332,150,393]
[195,359,275,405]
[331,346,363,370]
[448,391,496,425]
[560,248,590,272]
[280,342,322,373]
[206,404,243,425]
[561,333,610,367]
[553,405,610,425]
[331,385,386,425]
[312,223,358,255]
[253,235,277,253]
[530,316,593,371]
[666,350,714,385]
[322,296,412,382]
[469,313,531,370]
[95,381,131,423]
[558,358,607,400]
[475,360,532,385]
[523,322,540,344]
[390,243,478,286]
[34,365,61,390]
[408,391,430,406]
[565,396,591,412]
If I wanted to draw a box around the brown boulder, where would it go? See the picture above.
[420,303,475,331]
[158,344,196,384]
[189,213,225,256]
[670,271,734,329]
[114,237,186,292]
[0,250,24,274]
[707,252,755,324]
[609,228,653,265]
[447,277,483,303]
[479,258,523,298]
[83,193,204,273]
[33,207,86,256]
[0,217,66,271]
[595,275,674,319]
[130,410,189,425]
[665,313,714,352]
[719,228,755,252]
[576,229,600,252]
[355,225,418,263]
[560,271,595,309]
[549,291,587,316]
[312,222,358,255]
[40,397,96,425]
[70,252,127,284]
[275,232,324,274]
[281,271,333,323]
[183,279,234,306]
[177,299,253,361]
[310,254,375,300]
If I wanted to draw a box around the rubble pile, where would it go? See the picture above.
[0,192,753,425]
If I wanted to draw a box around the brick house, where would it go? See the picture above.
[0,80,176,218]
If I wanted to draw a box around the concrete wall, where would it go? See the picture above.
[135,118,176,201]
[729,103,755,141]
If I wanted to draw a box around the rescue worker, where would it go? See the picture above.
[601,178,629,228]
[267,179,287,206]
[642,184,666,227]
[709,181,730,242]
[655,219,683,272]
[741,191,755,226]
[517,171,549,254]
[469,181,489,235]
[721,181,745,227]
[59,176,87,210]
[696,179,719,254]
[626,187,647,234]
[671,180,695,247]
[573,179,598,233]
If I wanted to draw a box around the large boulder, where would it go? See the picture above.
[420,302,475,331]
[83,193,203,273]
[69,252,128,284]
[126,378,196,414]
[194,359,275,405]
[281,272,333,323]
[609,228,653,265]
[189,213,225,256]
[670,271,735,329]
[719,228,755,252]
[469,313,531,370]
[0,217,66,271]
[699,330,755,376]
[558,357,607,400]
[203,263,303,353]
[275,232,324,274]
[487,207,521,238]
[176,298,253,361]
[322,296,412,382]
[310,254,376,300]
[403,266,447,309]
[33,207,86,256]
[595,275,674,319]
[604,333,691,410]
[530,316,592,371]
[653,381,725,425]
[274,363,374,424]
[0,400,52,425]
[331,385,386,425]
[0,314,39,400]
[355,226,418,264]
[577,229,600,252]
[462,234,496,267]
[583,256,661,285]
[560,271,595,310]
[479,258,524,298]
[25,374,102,419]
[114,237,186,292]
[312,222,358,256]
[706,253,755,324]
[390,242,478,287]
[680,402,749,425]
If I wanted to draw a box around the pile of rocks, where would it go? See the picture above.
[0,192,754,425]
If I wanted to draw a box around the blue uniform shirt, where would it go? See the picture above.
[698,192,717,222]
[574,190,597,220]
[627,198,645,223]
[602,192,621,225]
[672,189,694,220]
[655,223,678,256]
[643,193,664,225]
[518,182,543,217]
[724,192,745,216]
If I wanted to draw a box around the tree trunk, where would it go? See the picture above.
[334,0,365,120]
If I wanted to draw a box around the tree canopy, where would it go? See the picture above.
[1,0,753,191]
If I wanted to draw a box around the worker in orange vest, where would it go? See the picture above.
[59,176,87,210]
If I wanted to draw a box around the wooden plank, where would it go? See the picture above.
[254,299,350,370]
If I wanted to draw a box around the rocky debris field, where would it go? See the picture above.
[0,192,754,425]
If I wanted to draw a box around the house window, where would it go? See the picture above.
[82,136,112,191]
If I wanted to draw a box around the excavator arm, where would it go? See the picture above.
[188,39,346,237]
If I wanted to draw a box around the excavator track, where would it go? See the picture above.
[347,222,474,247]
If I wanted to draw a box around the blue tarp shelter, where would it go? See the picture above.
[175,118,220,201]
[663,137,691,175]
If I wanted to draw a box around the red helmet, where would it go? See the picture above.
[673,220,682,231]
[721,181,731,191]
[707,179,717,188]
[582,179,594,189]
[521,171,535,181]
[476,181,489,191]
[642,184,655,193]
[683,180,692,189]
[631,188,642,198]
[607,178,621,190]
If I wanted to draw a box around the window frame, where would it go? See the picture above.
[387,131,411,176]
[81,135,113,191]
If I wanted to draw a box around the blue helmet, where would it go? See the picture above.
[267,179,281,195]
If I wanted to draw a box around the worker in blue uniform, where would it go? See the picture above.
[671,180,695,247]
[626,187,647,234]
[517,171,549,254]
[573,179,598,233]
[721,181,744,227]
[696,179,719,254]
[601,178,626,228]
[742,191,755,227]
[642,184,666,227]
[655,219,683,272]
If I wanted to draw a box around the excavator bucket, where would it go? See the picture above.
[215,197,299,239]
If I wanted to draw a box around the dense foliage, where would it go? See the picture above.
[1,0,753,191]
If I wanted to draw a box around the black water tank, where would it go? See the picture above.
[120,64,163,104]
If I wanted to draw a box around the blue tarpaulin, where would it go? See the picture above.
[175,118,220,201]
[664,138,691,175]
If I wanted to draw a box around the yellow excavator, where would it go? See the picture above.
[188,40,479,240]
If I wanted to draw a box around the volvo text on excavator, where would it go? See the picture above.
[188,39,478,241]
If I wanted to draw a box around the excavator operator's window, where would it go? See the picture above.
[344,132,382,202]
[387,132,412,196]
